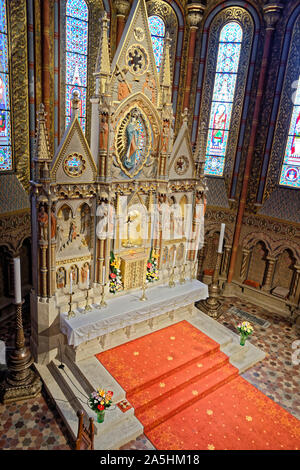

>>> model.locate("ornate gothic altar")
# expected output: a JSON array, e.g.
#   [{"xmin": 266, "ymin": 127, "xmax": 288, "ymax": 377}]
[{"xmin": 30, "ymin": 0, "xmax": 207, "ymax": 364}]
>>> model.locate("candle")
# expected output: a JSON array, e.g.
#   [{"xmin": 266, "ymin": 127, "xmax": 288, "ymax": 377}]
[
  {"xmin": 14, "ymin": 257, "xmax": 22, "ymax": 304},
  {"xmin": 87, "ymin": 267, "xmax": 90, "ymax": 290},
  {"xmin": 218, "ymin": 223, "xmax": 225, "ymax": 253},
  {"xmin": 173, "ymin": 249, "xmax": 176, "ymax": 267},
  {"xmin": 102, "ymin": 266, "xmax": 106, "ymax": 286},
  {"xmin": 70, "ymin": 270, "xmax": 73, "ymax": 294}
]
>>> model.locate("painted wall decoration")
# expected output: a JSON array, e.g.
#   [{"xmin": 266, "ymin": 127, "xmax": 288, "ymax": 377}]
[
  {"xmin": 148, "ymin": 15, "xmax": 165, "ymax": 72},
  {"xmin": 204, "ymin": 22, "xmax": 242, "ymax": 177},
  {"xmin": 0, "ymin": 0, "xmax": 11, "ymax": 171},
  {"xmin": 279, "ymin": 75, "xmax": 300, "ymax": 189},
  {"xmin": 65, "ymin": 0, "xmax": 88, "ymax": 133}
]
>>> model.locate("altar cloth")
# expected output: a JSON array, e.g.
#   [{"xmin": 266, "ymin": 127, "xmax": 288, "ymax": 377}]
[{"xmin": 60, "ymin": 280, "xmax": 208, "ymax": 347}]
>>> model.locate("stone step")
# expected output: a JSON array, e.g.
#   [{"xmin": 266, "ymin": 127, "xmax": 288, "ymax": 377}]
[{"xmin": 36, "ymin": 358, "xmax": 143, "ymax": 450}]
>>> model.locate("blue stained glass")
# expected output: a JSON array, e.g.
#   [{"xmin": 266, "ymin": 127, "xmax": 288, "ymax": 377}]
[
  {"xmin": 279, "ymin": 76, "xmax": 300, "ymax": 188},
  {"xmin": 0, "ymin": 0, "xmax": 7, "ymax": 34},
  {"xmin": 66, "ymin": 52, "xmax": 87, "ymax": 87},
  {"xmin": 0, "ymin": 33, "xmax": 8, "ymax": 73},
  {"xmin": 66, "ymin": 18, "xmax": 88, "ymax": 55},
  {"xmin": 0, "ymin": 0, "xmax": 12, "ymax": 171},
  {"xmin": 220, "ymin": 22, "xmax": 243, "ymax": 43},
  {"xmin": 65, "ymin": 0, "xmax": 88, "ymax": 134},
  {"xmin": 66, "ymin": 0, "xmax": 88, "ymax": 22},
  {"xmin": 205, "ymin": 22, "xmax": 242, "ymax": 177},
  {"xmin": 149, "ymin": 15, "xmax": 165, "ymax": 37},
  {"xmin": 148, "ymin": 15, "xmax": 165, "ymax": 72}
]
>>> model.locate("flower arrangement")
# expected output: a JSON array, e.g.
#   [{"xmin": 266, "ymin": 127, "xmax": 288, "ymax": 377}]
[
  {"xmin": 88, "ymin": 389, "xmax": 113, "ymax": 422},
  {"xmin": 237, "ymin": 321, "xmax": 254, "ymax": 346},
  {"xmin": 109, "ymin": 252, "xmax": 123, "ymax": 294},
  {"xmin": 146, "ymin": 249, "xmax": 159, "ymax": 283}
]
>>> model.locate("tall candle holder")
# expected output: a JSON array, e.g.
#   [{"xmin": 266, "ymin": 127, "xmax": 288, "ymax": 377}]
[
  {"xmin": 197, "ymin": 251, "xmax": 223, "ymax": 318},
  {"xmin": 84, "ymin": 288, "xmax": 92, "ymax": 312},
  {"xmin": 140, "ymin": 281, "xmax": 147, "ymax": 301},
  {"xmin": 180, "ymin": 263, "xmax": 186, "ymax": 284},
  {"xmin": 100, "ymin": 283, "xmax": 107, "ymax": 308},
  {"xmin": 68, "ymin": 292, "xmax": 76, "ymax": 319},
  {"xmin": 0, "ymin": 300, "xmax": 42, "ymax": 404},
  {"xmin": 169, "ymin": 266, "xmax": 175, "ymax": 288}
]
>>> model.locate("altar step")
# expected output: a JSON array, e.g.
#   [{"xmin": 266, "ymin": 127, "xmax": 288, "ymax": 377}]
[{"xmin": 35, "ymin": 354, "xmax": 143, "ymax": 450}]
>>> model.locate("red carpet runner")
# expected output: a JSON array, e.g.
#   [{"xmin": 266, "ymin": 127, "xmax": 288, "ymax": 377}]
[{"xmin": 96, "ymin": 320, "xmax": 300, "ymax": 450}]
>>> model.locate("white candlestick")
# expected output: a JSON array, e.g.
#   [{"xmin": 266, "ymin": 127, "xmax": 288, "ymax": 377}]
[
  {"xmin": 14, "ymin": 257, "xmax": 22, "ymax": 304},
  {"xmin": 218, "ymin": 223, "xmax": 225, "ymax": 253},
  {"xmin": 102, "ymin": 266, "xmax": 105, "ymax": 286},
  {"xmin": 173, "ymin": 250, "xmax": 176, "ymax": 267},
  {"xmin": 70, "ymin": 271, "xmax": 73, "ymax": 294},
  {"xmin": 87, "ymin": 268, "xmax": 90, "ymax": 289}
]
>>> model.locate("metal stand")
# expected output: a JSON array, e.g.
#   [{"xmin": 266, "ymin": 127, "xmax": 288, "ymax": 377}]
[
  {"xmin": 68, "ymin": 292, "xmax": 76, "ymax": 319},
  {"xmin": 100, "ymin": 284, "xmax": 107, "ymax": 308},
  {"xmin": 0, "ymin": 300, "xmax": 42, "ymax": 404},
  {"xmin": 197, "ymin": 252, "xmax": 223, "ymax": 318},
  {"xmin": 84, "ymin": 289, "xmax": 92, "ymax": 312},
  {"xmin": 169, "ymin": 266, "xmax": 175, "ymax": 288},
  {"xmin": 140, "ymin": 282, "xmax": 147, "ymax": 301},
  {"xmin": 180, "ymin": 263, "xmax": 186, "ymax": 284}
]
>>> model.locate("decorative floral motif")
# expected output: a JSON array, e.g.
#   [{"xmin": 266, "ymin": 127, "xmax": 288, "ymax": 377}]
[
  {"xmin": 109, "ymin": 252, "xmax": 123, "ymax": 293},
  {"xmin": 146, "ymin": 249, "xmax": 159, "ymax": 283}
]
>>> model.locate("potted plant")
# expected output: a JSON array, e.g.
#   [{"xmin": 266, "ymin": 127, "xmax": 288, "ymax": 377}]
[
  {"xmin": 88, "ymin": 389, "xmax": 113, "ymax": 423},
  {"xmin": 237, "ymin": 321, "xmax": 254, "ymax": 346},
  {"xmin": 146, "ymin": 249, "xmax": 159, "ymax": 283}
]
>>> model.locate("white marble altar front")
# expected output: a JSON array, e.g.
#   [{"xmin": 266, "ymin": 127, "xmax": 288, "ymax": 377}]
[{"xmin": 61, "ymin": 280, "xmax": 208, "ymax": 361}]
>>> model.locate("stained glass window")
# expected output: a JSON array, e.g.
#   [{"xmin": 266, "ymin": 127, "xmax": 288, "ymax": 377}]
[
  {"xmin": 65, "ymin": 0, "xmax": 88, "ymax": 133},
  {"xmin": 279, "ymin": 76, "xmax": 300, "ymax": 189},
  {"xmin": 204, "ymin": 22, "xmax": 243, "ymax": 176},
  {"xmin": 0, "ymin": 0, "xmax": 12, "ymax": 171},
  {"xmin": 148, "ymin": 15, "xmax": 165, "ymax": 72}
]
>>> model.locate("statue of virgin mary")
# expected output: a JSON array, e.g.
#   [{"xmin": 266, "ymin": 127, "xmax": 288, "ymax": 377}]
[{"xmin": 123, "ymin": 110, "xmax": 140, "ymax": 170}]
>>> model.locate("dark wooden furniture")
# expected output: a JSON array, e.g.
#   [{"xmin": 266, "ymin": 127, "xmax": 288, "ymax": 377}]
[{"xmin": 75, "ymin": 409, "xmax": 95, "ymax": 450}]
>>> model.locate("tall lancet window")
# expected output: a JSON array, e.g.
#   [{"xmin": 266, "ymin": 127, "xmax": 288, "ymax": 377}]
[
  {"xmin": 148, "ymin": 15, "xmax": 165, "ymax": 72},
  {"xmin": 0, "ymin": 0, "xmax": 12, "ymax": 171},
  {"xmin": 204, "ymin": 22, "xmax": 243, "ymax": 176},
  {"xmin": 279, "ymin": 76, "xmax": 300, "ymax": 189},
  {"xmin": 65, "ymin": 0, "xmax": 88, "ymax": 133}
]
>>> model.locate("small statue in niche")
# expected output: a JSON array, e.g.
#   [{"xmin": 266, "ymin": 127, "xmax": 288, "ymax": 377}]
[
  {"xmin": 99, "ymin": 113, "xmax": 109, "ymax": 151},
  {"xmin": 56, "ymin": 267, "xmax": 65, "ymax": 289},
  {"xmin": 161, "ymin": 119, "xmax": 170, "ymax": 153},
  {"xmin": 81, "ymin": 262, "xmax": 90, "ymax": 285},
  {"xmin": 80, "ymin": 205, "xmax": 90, "ymax": 234},
  {"xmin": 123, "ymin": 110, "xmax": 140, "ymax": 170},
  {"xmin": 68, "ymin": 222, "xmax": 77, "ymax": 244},
  {"xmin": 38, "ymin": 204, "xmax": 48, "ymax": 241},
  {"xmin": 51, "ymin": 205, "xmax": 57, "ymax": 240},
  {"xmin": 56, "ymin": 225, "xmax": 64, "ymax": 252}
]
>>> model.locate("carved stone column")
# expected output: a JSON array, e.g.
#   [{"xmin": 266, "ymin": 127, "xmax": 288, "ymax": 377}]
[
  {"xmin": 262, "ymin": 256, "xmax": 276, "ymax": 292},
  {"xmin": 290, "ymin": 265, "xmax": 300, "ymax": 301},
  {"xmin": 115, "ymin": 0, "xmax": 130, "ymax": 48},
  {"xmin": 240, "ymin": 248, "xmax": 251, "ymax": 282},
  {"xmin": 183, "ymin": 4, "xmax": 205, "ymax": 111}
]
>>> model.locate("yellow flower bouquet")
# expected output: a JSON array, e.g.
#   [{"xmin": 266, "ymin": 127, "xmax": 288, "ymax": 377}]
[{"xmin": 237, "ymin": 321, "xmax": 254, "ymax": 346}]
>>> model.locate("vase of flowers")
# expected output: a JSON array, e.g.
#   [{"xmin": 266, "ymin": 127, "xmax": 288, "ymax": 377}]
[
  {"xmin": 88, "ymin": 389, "xmax": 113, "ymax": 423},
  {"xmin": 237, "ymin": 321, "xmax": 254, "ymax": 346},
  {"xmin": 109, "ymin": 252, "xmax": 123, "ymax": 294},
  {"xmin": 146, "ymin": 249, "xmax": 159, "ymax": 283}
]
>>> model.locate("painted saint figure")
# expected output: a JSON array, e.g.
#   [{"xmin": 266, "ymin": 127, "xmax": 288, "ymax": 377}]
[
  {"xmin": 211, "ymin": 104, "xmax": 227, "ymax": 151},
  {"xmin": 38, "ymin": 205, "xmax": 48, "ymax": 241},
  {"xmin": 124, "ymin": 111, "xmax": 140, "ymax": 170}
]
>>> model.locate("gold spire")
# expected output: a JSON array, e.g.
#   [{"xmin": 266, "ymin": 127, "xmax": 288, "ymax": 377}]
[
  {"xmin": 160, "ymin": 32, "xmax": 172, "ymax": 104},
  {"xmin": 34, "ymin": 104, "xmax": 51, "ymax": 162},
  {"xmin": 94, "ymin": 11, "xmax": 111, "ymax": 95}
]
